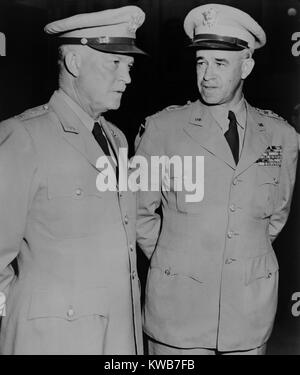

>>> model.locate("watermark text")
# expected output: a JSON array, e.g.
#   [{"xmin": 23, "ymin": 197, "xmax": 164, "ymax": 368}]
[{"xmin": 96, "ymin": 148, "xmax": 204, "ymax": 203}]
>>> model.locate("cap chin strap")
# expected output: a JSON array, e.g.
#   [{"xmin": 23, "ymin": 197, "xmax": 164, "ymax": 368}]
[
  {"xmin": 58, "ymin": 36, "xmax": 136, "ymax": 46},
  {"xmin": 192, "ymin": 33, "xmax": 249, "ymax": 50}
]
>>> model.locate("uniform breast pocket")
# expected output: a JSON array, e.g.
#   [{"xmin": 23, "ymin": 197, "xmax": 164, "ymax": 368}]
[
  {"xmin": 46, "ymin": 173, "xmax": 105, "ymax": 238},
  {"xmin": 252, "ymin": 166, "xmax": 280, "ymax": 218}
]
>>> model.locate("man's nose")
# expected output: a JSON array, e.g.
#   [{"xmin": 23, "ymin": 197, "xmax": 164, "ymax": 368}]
[
  {"xmin": 119, "ymin": 66, "xmax": 131, "ymax": 84},
  {"xmin": 203, "ymin": 64, "xmax": 215, "ymax": 80}
]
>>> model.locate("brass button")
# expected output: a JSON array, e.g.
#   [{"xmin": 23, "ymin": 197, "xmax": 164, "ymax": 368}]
[
  {"xmin": 129, "ymin": 244, "xmax": 134, "ymax": 252},
  {"xmin": 232, "ymin": 178, "xmax": 238, "ymax": 186},
  {"xmin": 227, "ymin": 231, "xmax": 234, "ymax": 239},
  {"xmin": 131, "ymin": 270, "xmax": 136, "ymax": 280},
  {"xmin": 67, "ymin": 307, "xmax": 74, "ymax": 319},
  {"xmin": 75, "ymin": 188, "xmax": 82, "ymax": 196},
  {"xmin": 225, "ymin": 258, "xmax": 236, "ymax": 265},
  {"xmin": 229, "ymin": 204, "xmax": 236, "ymax": 212},
  {"xmin": 43, "ymin": 104, "xmax": 48, "ymax": 110},
  {"xmin": 124, "ymin": 215, "xmax": 129, "ymax": 224},
  {"xmin": 164, "ymin": 269, "xmax": 171, "ymax": 276}
]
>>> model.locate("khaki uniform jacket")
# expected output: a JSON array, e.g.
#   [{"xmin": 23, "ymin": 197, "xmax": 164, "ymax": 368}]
[
  {"xmin": 136, "ymin": 100, "xmax": 298, "ymax": 351},
  {"xmin": 0, "ymin": 91, "xmax": 143, "ymax": 355}
]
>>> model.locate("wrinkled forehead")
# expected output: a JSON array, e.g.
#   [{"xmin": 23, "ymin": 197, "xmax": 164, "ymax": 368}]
[{"xmin": 196, "ymin": 49, "xmax": 242, "ymax": 60}]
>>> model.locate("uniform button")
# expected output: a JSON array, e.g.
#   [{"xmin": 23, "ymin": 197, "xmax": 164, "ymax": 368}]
[
  {"xmin": 229, "ymin": 204, "xmax": 236, "ymax": 212},
  {"xmin": 232, "ymin": 178, "xmax": 238, "ymax": 186},
  {"xmin": 75, "ymin": 188, "xmax": 82, "ymax": 196},
  {"xmin": 225, "ymin": 258, "xmax": 236, "ymax": 265},
  {"xmin": 131, "ymin": 270, "xmax": 136, "ymax": 280},
  {"xmin": 227, "ymin": 231, "xmax": 234, "ymax": 239},
  {"xmin": 124, "ymin": 215, "xmax": 129, "ymax": 224},
  {"xmin": 119, "ymin": 191, "xmax": 123, "ymax": 198},
  {"xmin": 67, "ymin": 307, "xmax": 75, "ymax": 319},
  {"xmin": 129, "ymin": 244, "xmax": 134, "ymax": 252},
  {"xmin": 43, "ymin": 104, "xmax": 48, "ymax": 110},
  {"xmin": 273, "ymin": 178, "xmax": 279, "ymax": 185},
  {"xmin": 164, "ymin": 269, "xmax": 171, "ymax": 276}
]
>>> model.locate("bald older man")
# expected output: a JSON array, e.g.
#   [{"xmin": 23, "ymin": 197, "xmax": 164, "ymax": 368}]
[{"xmin": 0, "ymin": 6, "xmax": 146, "ymax": 355}]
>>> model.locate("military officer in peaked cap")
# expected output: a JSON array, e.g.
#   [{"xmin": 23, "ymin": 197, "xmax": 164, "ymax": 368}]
[
  {"xmin": 0, "ymin": 6, "xmax": 146, "ymax": 354},
  {"xmin": 136, "ymin": 4, "xmax": 298, "ymax": 355}
]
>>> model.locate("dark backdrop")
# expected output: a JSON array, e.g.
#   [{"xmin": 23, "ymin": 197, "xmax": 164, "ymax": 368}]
[{"xmin": 0, "ymin": 0, "xmax": 300, "ymax": 354}]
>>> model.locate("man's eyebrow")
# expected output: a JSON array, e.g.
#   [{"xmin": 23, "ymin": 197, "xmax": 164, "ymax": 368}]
[
  {"xmin": 214, "ymin": 57, "xmax": 229, "ymax": 63},
  {"xmin": 196, "ymin": 56, "xmax": 229, "ymax": 63}
]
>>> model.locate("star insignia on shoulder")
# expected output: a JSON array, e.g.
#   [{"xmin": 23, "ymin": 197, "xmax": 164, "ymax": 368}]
[
  {"xmin": 255, "ymin": 108, "xmax": 287, "ymax": 122},
  {"xmin": 15, "ymin": 104, "xmax": 49, "ymax": 121}
]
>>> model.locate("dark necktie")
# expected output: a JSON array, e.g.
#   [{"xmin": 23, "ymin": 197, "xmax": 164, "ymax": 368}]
[
  {"xmin": 225, "ymin": 110, "xmax": 239, "ymax": 165},
  {"xmin": 92, "ymin": 122, "xmax": 110, "ymax": 156}
]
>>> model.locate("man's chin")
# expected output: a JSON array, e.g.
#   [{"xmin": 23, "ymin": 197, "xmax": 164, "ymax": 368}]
[
  {"xmin": 106, "ymin": 99, "xmax": 122, "ymax": 111},
  {"xmin": 200, "ymin": 96, "xmax": 221, "ymax": 106}
]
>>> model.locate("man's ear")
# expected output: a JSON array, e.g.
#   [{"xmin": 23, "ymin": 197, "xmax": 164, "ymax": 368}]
[
  {"xmin": 64, "ymin": 51, "xmax": 81, "ymax": 78},
  {"xmin": 241, "ymin": 57, "xmax": 255, "ymax": 79}
]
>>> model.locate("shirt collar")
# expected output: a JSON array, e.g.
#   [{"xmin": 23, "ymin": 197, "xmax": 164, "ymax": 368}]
[
  {"xmin": 229, "ymin": 97, "xmax": 246, "ymax": 129},
  {"xmin": 58, "ymin": 89, "xmax": 95, "ymax": 132},
  {"xmin": 209, "ymin": 97, "xmax": 246, "ymax": 132}
]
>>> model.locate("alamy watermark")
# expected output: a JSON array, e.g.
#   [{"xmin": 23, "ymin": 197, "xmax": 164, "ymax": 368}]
[
  {"xmin": 291, "ymin": 32, "xmax": 300, "ymax": 57},
  {"xmin": 96, "ymin": 148, "xmax": 205, "ymax": 203},
  {"xmin": 291, "ymin": 292, "xmax": 300, "ymax": 317}
]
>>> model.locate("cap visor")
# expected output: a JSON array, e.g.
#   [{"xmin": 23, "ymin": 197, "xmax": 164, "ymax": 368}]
[
  {"xmin": 89, "ymin": 43, "xmax": 148, "ymax": 55},
  {"xmin": 188, "ymin": 41, "xmax": 243, "ymax": 51}
]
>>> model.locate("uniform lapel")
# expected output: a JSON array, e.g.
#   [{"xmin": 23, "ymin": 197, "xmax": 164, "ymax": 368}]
[
  {"xmin": 100, "ymin": 116, "xmax": 122, "ymax": 162},
  {"xmin": 234, "ymin": 101, "xmax": 271, "ymax": 177},
  {"xmin": 100, "ymin": 117, "xmax": 127, "ymax": 188},
  {"xmin": 183, "ymin": 101, "xmax": 236, "ymax": 169},
  {"xmin": 49, "ymin": 91, "xmax": 106, "ymax": 172}
]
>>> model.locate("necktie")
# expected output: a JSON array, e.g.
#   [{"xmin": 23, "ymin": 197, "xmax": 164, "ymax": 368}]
[
  {"xmin": 225, "ymin": 110, "xmax": 239, "ymax": 165},
  {"xmin": 92, "ymin": 122, "xmax": 110, "ymax": 156}
]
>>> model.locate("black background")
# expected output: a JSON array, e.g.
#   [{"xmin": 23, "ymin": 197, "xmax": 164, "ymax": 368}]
[{"xmin": 0, "ymin": 0, "xmax": 300, "ymax": 354}]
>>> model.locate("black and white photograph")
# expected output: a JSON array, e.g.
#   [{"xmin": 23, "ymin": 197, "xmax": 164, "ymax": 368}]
[{"xmin": 0, "ymin": 0, "xmax": 300, "ymax": 360}]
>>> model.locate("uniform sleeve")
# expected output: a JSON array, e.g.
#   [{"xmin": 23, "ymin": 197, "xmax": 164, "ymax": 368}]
[
  {"xmin": 135, "ymin": 117, "xmax": 164, "ymax": 259},
  {"xmin": 269, "ymin": 124, "xmax": 298, "ymax": 241},
  {"xmin": 0, "ymin": 120, "xmax": 38, "ymax": 297}
]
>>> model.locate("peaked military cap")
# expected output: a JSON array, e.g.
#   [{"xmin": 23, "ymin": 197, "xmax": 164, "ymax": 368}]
[
  {"xmin": 184, "ymin": 3, "xmax": 266, "ymax": 51},
  {"xmin": 44, "ymin": 6, "xmax": 147, "ymax": 55}
]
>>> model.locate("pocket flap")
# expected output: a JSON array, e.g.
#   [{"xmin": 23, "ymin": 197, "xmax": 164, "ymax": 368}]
[
  {"xmin": 151, "ymin": 250, "xmax": 208, "ymax": 284},
  {"xmin": 48, "ymin": 173, "xmax": 103, "ymax": 199},
  {"xmin": 28, "ymin": 287, "xmax": 108, "ymax": 320},
  {"xmin": 245, "ymin": 251, "xmax": 279, "ymax": 286},
  {"xmin": 256, "ymin": 167, "xmax": 280, "ymax": 185}
]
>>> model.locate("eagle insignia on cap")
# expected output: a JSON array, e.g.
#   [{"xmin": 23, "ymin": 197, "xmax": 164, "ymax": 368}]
[
  {"xmin": 202, "ymin": 8, "xmax": 218, "ymax": 28},
  {"xmin": 98, "ymin": 36, "xmax": 109, "ymax": 44}
]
